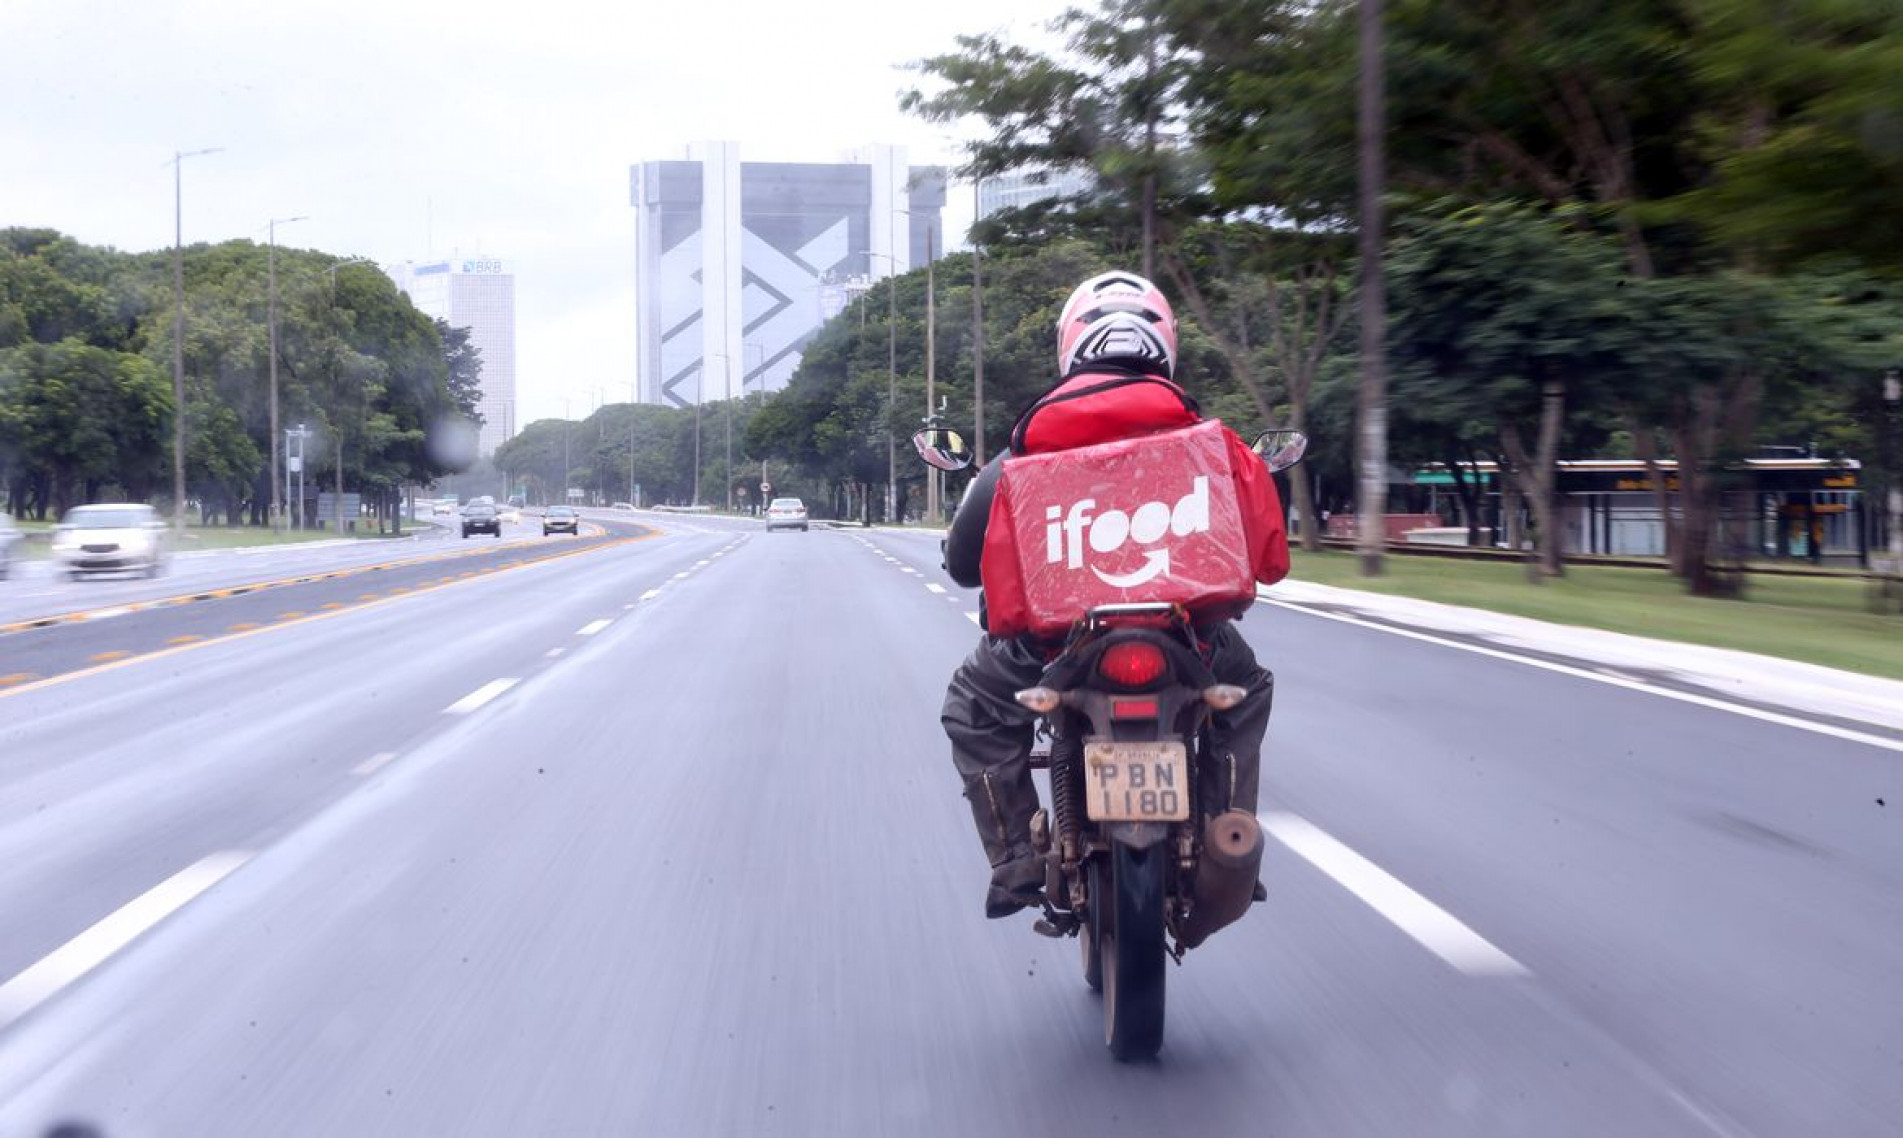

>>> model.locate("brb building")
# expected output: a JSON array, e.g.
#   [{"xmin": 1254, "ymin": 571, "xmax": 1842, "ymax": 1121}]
[{"xmin": 631, "ymin": 142, "xmax": 945, "ymax": 407}]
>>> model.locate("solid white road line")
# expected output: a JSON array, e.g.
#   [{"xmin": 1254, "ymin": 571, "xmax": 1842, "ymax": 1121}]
[
  {"xmin": 925, "ymin": 583, "xmax": 947, "ymax": 594},
  {"xmin": 0, "ymin": 850, "xmax": 253, "ymax": 1028},
  {"xmin": 640, "ymin": 588, "xmax": 663, "ymax": 601},
  {"xmin": 1259, "ymin": 598, "xmax": 1903, "ymax": 755},
  {"xmin": 576, "ymin": 619, "xmax": 612, "ymax": 636},
  {"xmin": 1261, "ymin": 811, "xmax": 1528, "ymax": 978},
  {"xmin": 352, "ymin": 752, "xmax": 399, "ymax": 777},
  {"xmin": 443, "ymin": 678, "xmax": 519, "ymax": 715}
]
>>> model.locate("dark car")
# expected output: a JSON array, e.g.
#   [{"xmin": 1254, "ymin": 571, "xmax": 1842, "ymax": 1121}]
[
  {"xmin": 543, "ymin": 505, "xmax": 580, "ymax": 536},
  {"xmin": 461, "ymin": 504, "xmax": 502, "ymax": 538}
]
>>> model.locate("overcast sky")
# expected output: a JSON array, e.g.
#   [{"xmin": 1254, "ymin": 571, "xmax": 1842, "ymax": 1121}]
[{"xmin": 0, "ymin": 0, "xmax": 1067, "ymax": 424}]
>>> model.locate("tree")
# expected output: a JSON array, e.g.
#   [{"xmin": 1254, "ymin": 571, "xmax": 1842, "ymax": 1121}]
[
  {"xmin": 1387, "ymin": 203, "xmax": 1629, "ymax": 578},
  {"xmin": 437, "ymin": 319, "xmax": 485, "ymax": 424}
]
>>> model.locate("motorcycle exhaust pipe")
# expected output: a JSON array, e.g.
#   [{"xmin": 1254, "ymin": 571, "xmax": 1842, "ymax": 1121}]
[{"xmin": 1178, "ymin": 810, "xmax": 1264, "ymax": 949}]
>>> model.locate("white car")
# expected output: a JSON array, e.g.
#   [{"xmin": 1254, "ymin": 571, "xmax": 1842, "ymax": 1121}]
[
  {"xmin": 0, "ymin": 512, "xmax": 19, "ymax": 580},
  {"xmin": 51, "ymin": 503, "xmax": 169, "ymax": 579},
  {"xmin": 766, "ymin": 497, "xmax": 809, "ymax": 532}
]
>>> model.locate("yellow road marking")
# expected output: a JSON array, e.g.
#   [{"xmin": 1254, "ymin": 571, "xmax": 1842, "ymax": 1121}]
[
  {"xmin": 1, "ymin": 533, "xmax": 654, "ymax": 700},
  {"xmin": 89, "ymin": 651, "xmax": 131, "ymax": 663},
  {"xmin": 359, "ymin": 593, "xmax": 380, "ymax": 601},
  {"xmin": 320, "ymin": 602, "xmax": 345, "ymax": 610},
  {"xmin": 278, "ymin": 611, "xmax": 306, "ymax": 620},
  {"xmin": 167, "ymin": 635, "xmax": 204, "ymax": 646}
]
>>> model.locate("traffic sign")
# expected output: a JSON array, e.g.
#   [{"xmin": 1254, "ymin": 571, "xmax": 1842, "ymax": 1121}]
[{"xmin": 760, "ymin": 481, "xmax": 772, "ymax": 493}]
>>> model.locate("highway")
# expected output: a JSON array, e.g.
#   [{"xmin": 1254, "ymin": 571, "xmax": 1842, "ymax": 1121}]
[{"xmin": 0, "ymin": 511, "xmax": 1897, "ymax": 1136}]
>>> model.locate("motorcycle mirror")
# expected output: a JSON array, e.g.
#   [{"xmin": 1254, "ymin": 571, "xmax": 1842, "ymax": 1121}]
[
  {"xmin": 1252, "ymin": 429, "xmax": 1308, "ymax": 473},
  {"xmin": 911, "ymin": 427, "xmax": 974, "ymax": 472}
]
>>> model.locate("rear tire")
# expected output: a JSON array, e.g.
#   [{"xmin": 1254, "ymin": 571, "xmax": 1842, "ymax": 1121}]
[
  {"xmin": 1102, "ymin": 842, "xmax": 1167, "ymax": 1061},
  {"xmin": 1081, "ymin": 860, "xmax": 1105, "ymax": 992}
]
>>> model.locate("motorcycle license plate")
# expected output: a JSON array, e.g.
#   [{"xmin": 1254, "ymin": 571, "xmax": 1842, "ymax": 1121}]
[{"xmin": 1083, "ymin": 741, "xmax": 1190, "ymax": 822}]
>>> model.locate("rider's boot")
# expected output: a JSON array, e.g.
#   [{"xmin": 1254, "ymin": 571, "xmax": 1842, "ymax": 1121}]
[{"xmin": 965, "ymin": 766, "xmax": 1043, "ymax": 918}]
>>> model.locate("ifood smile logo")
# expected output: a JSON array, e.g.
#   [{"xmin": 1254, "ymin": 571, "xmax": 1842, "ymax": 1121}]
[{"xmin": 1044, "ymin": 477, "xmax": 1211, "ymax": 587}]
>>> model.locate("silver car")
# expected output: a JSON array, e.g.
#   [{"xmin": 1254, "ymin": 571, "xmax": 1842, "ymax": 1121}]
[
  {"xmin": 51, "ymin": 504, "xmax": 169, "ymax": 579},
  {"xmin": 766, "ymin": 497, "xmax": 809, "ymax": 532},
  {"xmin": 0, "ymin": 512, "xmax": 19, "ymax": 580}
]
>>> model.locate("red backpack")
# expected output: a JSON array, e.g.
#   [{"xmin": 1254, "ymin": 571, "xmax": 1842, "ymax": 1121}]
[{"xmin": 981, "ymin": 371, "xmax": 1290, "ymax": 639}]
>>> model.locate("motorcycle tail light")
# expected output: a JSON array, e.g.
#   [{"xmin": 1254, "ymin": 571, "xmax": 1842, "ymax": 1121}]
[
  {"xmin": 1097, "ymin": 641, "xmax": 1167, "ymax": 688},
  {"xmin": 1112, "ymin": 698, "xmax": 1160, "ymax": 720}
]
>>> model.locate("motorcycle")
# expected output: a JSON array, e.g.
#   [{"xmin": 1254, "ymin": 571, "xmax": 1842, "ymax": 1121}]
[{"xmin": 914, "ymin": 424, "xmax": 1306, "ymax": 1060}]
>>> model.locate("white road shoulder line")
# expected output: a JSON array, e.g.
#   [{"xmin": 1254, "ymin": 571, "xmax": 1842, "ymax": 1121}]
[
  {"xmin": 0, "ymin": 850, "xmax": 253, "ymax": 1028},
  {"xmin": 577, "ymin": 619, "xmax": 612, "ymax": 636},
  {"xmin": 352, "ymin": 752, "xmax": 398, "ymax": 777},
  {"xmin": 444, "ymin": 678, "xmax": 519, "ymax": 715},
  {"xmin": 1262, "ymin": 811, "xmax": 1527, "ymax": 978},
  {"xmin": 1259, "ymin": 598, "xmax": 1903, "ymax": 754}
]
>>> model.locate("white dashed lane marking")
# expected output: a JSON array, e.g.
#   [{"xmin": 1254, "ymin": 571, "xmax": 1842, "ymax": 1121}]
[
  {"xmin": 577, "ymin": 619, "xmax": 612, "ymax": 636},
  {"xmin": 1261, "ymin": 811, "xmax": 1528, "ymax": 978},
  {"xmin": 925, "ymin": 583, "xmax": 946, "ymax": 594},
  {"xmin": 444, "ymin": 678, "xmax": 519, "ymax": 715},
  {"xmin": 640, "ymin": 588, "xmax": 663, "ymax": 601},
  {"xmin": 0, "ymin": 851, "xmax": 254, "ymax": 1029},
  {"xmin": 352, "ymin": 752, "xmax": 399, "ymax": 777}
]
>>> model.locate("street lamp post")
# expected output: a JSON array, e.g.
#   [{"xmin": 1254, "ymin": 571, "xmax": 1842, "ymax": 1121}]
[
  {"xmin": 692, "ymin": 366, "xmax": 704, "ymax": 507},
  {"xmin": 168, "ymin": 147, "xmax": 222, "ymax": 532},
  {"xmin": 972, "ymin": 176, "xmax": 986, "ymax": 468},
  {"xmin": 924, "ymin": 226, "xmax": 939, "ymax": 521},
  {"xmin": 266, "ymin": 215, "xmax": 309, "ymax": 533},
  {"xmin": 1885, "ymin": 368, "xmax": 1902, "ymax": 574}
]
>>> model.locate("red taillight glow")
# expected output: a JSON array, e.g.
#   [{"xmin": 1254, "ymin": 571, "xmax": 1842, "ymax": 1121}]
[{"xmin": 1097, "ymin": 641, "xmax": 1168, "ymax": 688}]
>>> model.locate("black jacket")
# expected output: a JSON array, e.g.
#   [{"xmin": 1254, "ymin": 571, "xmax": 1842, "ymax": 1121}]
[{"xmin": 944, "ymin": 452, "xmax": 1006, "ymax": 589}]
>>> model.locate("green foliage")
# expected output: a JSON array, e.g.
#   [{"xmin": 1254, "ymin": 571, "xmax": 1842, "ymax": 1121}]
[{"xmin": 0, "ymin": 230, "xmax": 469, "ymax": 523}]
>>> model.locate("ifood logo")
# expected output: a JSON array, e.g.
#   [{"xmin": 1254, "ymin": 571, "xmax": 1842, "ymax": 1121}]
[{"xmin": 1044, "ymin": 477, "xmax": 1211, "ymax": 587}]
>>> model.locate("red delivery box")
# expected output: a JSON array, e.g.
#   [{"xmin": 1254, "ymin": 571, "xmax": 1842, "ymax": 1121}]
[{"xmin": 980, "ymin": 419, "xmax": 1256, "ymax": 639}]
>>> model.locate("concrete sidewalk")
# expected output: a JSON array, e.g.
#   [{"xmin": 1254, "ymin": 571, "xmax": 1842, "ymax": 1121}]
[{"xmin": 1260, "ymin": 577, "xmax": 1903, "ymax": 736}]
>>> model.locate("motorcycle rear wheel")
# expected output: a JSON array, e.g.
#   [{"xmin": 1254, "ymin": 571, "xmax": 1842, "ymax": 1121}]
[
  {"xmin": 1101, "ymin": 842, "xmax": 1166, "ymax": 1060},
  {"xmin": 1081, "ymin": 861, "xmax": 1104, "ymax": 992}
]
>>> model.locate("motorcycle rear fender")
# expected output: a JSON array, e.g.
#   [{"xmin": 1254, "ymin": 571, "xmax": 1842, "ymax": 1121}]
[{"xmin": 1105, "ymin": 821, "xmax": 1170, "ymax": 850}]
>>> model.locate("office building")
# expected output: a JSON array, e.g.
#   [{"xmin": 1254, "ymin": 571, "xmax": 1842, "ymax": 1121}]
[
  {"xmin": 385, "ymin": 257, "xmax": 518, "ymax": 456},
  {"xmin": 631, "ymin": 142, "xmax": 946, "ymax": 407},
  {"xmin": 976, "ymin": 167, "xmax": 1097, "ymax": 219}
]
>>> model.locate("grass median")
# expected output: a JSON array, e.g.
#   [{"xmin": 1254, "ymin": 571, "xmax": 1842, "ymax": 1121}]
[{"xmin": 1287, "ymin": 549, "xmax": 1903, "ymax": 681}]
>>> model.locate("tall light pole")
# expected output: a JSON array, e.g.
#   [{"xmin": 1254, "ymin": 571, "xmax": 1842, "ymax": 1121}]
[
  {"xmin": 1885, "ymin": 368, "xmax": 1901, "ymax": 573},
  {"xmin": 1354, "ymin": 0, "xmax": 1389, "ymax": 576},
  {"xmin": 972, "ymin": 176, "xmax": 986, "ymax": 467},
  {"xmin": 266, "ymin": 215, "xmax": 309, "ymax": 533},
  {"xmin": 924, "ymin": 226, "xmax": 939, "ymax": 521},
  {"xmin": 169, "ymin": 147, "xmax": 222, "ymax": 531},
  {"xmin": 692, "ymin": 365, "xmax": 704, "ymax": 507}
]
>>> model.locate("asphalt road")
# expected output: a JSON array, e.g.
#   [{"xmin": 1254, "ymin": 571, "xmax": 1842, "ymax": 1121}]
[{"xmin": 0, "ymin": 514, "xmax": 1896, "ymax": 1136}]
